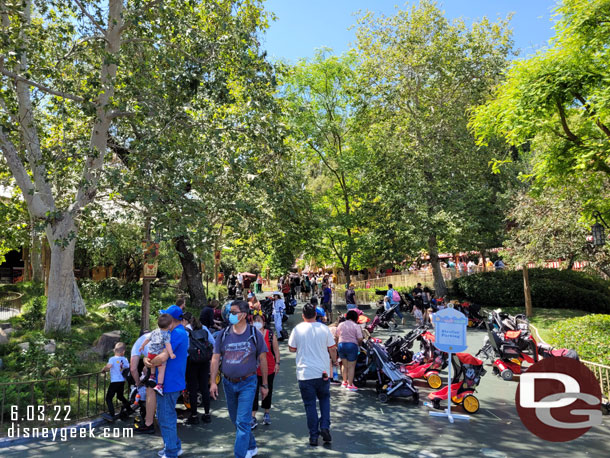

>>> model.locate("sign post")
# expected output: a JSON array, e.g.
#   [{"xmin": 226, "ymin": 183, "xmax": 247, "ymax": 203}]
[{"xmin": 429, "ymin": 307, "xmax": 469, "ymax": 423}]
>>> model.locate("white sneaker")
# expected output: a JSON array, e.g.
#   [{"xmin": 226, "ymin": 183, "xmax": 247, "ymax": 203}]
[
  {"xmin": 158, "ymin": 449, "xmax": 183, "ymax": 457},
  {"xmin": 246, "ymin": 447, "xmax": 259, "ymax": 457}
]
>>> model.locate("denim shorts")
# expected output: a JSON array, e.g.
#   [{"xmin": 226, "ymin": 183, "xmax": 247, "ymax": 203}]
[{"xmin": 338, "ymin": 342, "xmax": 359, "ymax": 362}]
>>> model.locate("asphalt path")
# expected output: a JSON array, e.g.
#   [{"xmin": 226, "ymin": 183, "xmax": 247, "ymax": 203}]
[{"xmin": 3, "ymin": 299, "xmax": 609, "ymax": 457}]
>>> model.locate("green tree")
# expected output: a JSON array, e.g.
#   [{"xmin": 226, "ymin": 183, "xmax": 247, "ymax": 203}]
[
  {"xmin": 282, "ymin": 50, "xmax": 373, "ymax": 284},
  {"xmin": 355, "ymin": 1, "xmax": 514, "ymax": 296},
  {"xmin": 0, "ymin": 0, "xmax": 128, "ymax": 332},
  {"xmin": 471, "ymin": 0, "xmax": 610, "ymax": 217}
]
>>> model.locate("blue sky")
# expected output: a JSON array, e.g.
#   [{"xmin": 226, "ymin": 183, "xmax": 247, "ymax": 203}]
[{"xmin": 261, "ymin": 0, "xmax": 559, "ymax": 63}]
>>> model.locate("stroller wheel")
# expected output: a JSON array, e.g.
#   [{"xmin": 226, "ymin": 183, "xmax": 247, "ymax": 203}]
[
  {"xmin": 500, "ymin": 369, "xmax": 514, "ymax": 381},
  {"xmin": 427, "ymin": 373, "xmax": 442, "ymax": 389},
  {"xmin": 462, "ymin": 394, "xmax": 480, "ymax": 414},
  {"xmin": 412, "ymin": 392, "xmax": 419, "ymax": 405},
  {"xmin": 378, "ymin": 393, "xmax": 389, "ymax": 403},
  {"xmin": 432, "ymin": 398, "xmax": 441, "ymax": 410}
]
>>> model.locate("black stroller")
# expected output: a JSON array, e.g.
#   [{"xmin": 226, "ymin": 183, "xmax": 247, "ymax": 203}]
[
  {"xmin": 384, "ymin": 325, "xmax": 429, "ymax": 363},
  {"xmin": 368, "ymin": 340, "xmax": 419, "ymax": 404}
]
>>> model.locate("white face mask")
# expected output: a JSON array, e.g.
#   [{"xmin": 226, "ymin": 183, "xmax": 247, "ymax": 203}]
[{"xmin": 253, "ymin": 321, "xmax": 263, "ymax": 330}]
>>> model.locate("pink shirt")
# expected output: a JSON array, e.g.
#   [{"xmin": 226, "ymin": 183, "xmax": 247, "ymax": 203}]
[{"xmin": 336, "ymin": 320, "xmax": 363, "ymax": 345}]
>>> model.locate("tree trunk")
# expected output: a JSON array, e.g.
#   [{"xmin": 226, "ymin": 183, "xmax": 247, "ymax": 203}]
[
  {"xmin": 428, "ymin": 234, "xmax": 448, "ymax": 298},
  {"xmin": 31, "ymin": 229, "xmax": 43, "ymax": 282},
  {"xmin": 141, "ymin": 278, "xmax": 150, "ymax": 334},
  {"xmin": 344, "ymin": 255, "xmax": 351, "ymax": 287},
  {"xmin": 44, "ymin": 214, "xmax": 86, "ymax": 334},
  {"xmin": 178, "ymin": 269, "xmax": 188, "ymax": 291},
  {"xmin": 42, "ymin": 237, "xmax": 51, "ymax": 296},
  {"xmin": 23, "ymin": 246, "xmax": 31, "ymax": 281},
  {"xmin": 175, "ymin": 235, "xmax": 206, "ymax": 309},
  {"xmin": 566, "ymin": 255, "xmax": 575, "ymax": 270},
  {"xmin": 141, "ymin": 218, "xmax": 152, "ymax": 334},
  {"xmin": 522, "ymin": 265, "xmax": 533, "ymax": 317}
]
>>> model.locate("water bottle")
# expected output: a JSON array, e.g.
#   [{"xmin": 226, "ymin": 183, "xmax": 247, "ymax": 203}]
[{"xmin": 332, "ymin": 366, "xmax": 338, "ymax": 380}]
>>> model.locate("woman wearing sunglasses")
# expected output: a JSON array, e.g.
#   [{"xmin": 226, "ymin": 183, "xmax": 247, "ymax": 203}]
[{"xmin": 250, "ymin": 309, "xmax": 280, "ymax": 428}]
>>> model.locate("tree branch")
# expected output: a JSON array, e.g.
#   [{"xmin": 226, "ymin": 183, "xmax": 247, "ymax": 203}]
[
  {"xmin": 70, "ymin": 0, "xmax": 123, "ymax": 215},
  {"xmin": 556, "ymin": 99, "xmax": 581, "ymax": 144},
  {"xmin": 72, "ymin": 0, "xmax": 107, "ymax": 36},
  {"xmin": 0, "ymin": 66, "xmax": 84, "ymax": 102},
  {"xmin": 0, "ymin": 127, "xmax": 50, "ymax": 218}
]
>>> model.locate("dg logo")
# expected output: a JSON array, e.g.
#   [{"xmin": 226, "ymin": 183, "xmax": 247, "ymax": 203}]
[{"xmin": 515, "ymin": 357, "xmax": 603, "ymax": 442}]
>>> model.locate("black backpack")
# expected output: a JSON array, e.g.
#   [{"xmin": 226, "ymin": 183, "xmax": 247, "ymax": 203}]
[{"xmin": 187, "ymin": 328, "xmax": 213, "ymax": 363}]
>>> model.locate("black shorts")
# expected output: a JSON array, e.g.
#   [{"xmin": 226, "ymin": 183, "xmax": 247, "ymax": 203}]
[{"xmin": 322, "ymin": 301, "xmax": 332, "ymax": 313}]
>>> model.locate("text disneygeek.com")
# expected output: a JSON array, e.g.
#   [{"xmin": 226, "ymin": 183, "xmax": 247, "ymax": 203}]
[{"xmin": 7, "ymin": 423, "xmax": 134, "ymax": 441}]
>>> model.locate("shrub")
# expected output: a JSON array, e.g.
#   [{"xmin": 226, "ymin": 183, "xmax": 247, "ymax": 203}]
[
  {"xmin": 21, "ymin": 296, "xmax": 46, "ymax": 330},
  {"xmin": 548, "ymin": 314, "xmax": 610, "ymax": 365},
  {"xmin": 452, "ymin": 268, "xmax": 610, "ymax": 314}
]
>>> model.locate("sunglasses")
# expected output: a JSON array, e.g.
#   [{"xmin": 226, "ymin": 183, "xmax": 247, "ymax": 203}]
[{"xmin": 252, "ymin": 310, "xmax": 263, "ymax": 316}]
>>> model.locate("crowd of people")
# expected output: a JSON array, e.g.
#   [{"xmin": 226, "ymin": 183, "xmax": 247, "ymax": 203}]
[
  {"xmin": 99, "ymin": 274, "xmax": 452, "ymax": 458},
  {"xmin": 101, "ymin": 279, "xmax": 345, "ymax": 458}
]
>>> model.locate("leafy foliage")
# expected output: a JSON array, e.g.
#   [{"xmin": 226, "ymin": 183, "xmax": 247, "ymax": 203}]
[
  {"xmin": 453, "ymin": 268, "xmax": 610, "ymax": 313},
  {"xmin": 21, "ymin": 296, "xmax": 46, "ymax": 330},
  {"xmin": 471, "ymin": 0, "xmax": 610, "ymax": 218},
  {"xmin": 350, "ymin": 1, "xmax": 516, "ymax": 295},
  {"xmin": 548, "ymin": 314, "xmax": 610, "ymax": 365}
]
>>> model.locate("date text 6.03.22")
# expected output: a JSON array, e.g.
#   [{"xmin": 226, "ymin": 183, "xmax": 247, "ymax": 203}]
[{"xmin": 11, "ymin": 405, "xmax": 71, "ymax": 422}]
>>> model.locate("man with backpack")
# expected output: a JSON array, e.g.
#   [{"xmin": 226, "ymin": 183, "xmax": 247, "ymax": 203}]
[
  {"xmin": 386, "ymin": 284, "xmax": 405, "ymax": 327},
  {"xmin": 210, "ymin": 300, "xmax": 268, "ymax": 458},
  {"xmin": 184, "ymin": 314, "xmax": 215, "ymax": 425}
]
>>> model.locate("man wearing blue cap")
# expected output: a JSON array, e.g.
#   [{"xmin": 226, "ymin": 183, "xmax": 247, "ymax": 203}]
[{"xmin": 144, "ymin": 305, "xmax": 188, "ymax": 458}]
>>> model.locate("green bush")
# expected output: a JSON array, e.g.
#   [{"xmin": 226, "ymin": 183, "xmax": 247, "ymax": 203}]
[
  {"xmin": 548, "ymin": 314, "xmax": 610, "ymax": 365},
  {"xmin": 21, "ymin": 296, "xmax": 46, "ymax": 330},
  {"xmin": 452, "ymin": 268, "xmax": 610, "ymax": 314}
]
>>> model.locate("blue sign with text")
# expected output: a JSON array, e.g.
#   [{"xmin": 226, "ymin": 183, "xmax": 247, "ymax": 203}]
[{"xmin": 432, "ymin": 307, "xmax": 468, "ymax": 353}]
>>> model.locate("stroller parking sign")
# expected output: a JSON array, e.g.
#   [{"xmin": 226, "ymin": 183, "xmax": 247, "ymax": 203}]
[{"xmin": 432, "ymin": 308, "xmax": 468, "ymax": 353}]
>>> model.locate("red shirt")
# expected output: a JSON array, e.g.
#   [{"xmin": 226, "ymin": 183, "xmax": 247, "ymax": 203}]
[{"xmin": 257, "ymin": 329, "xmax": 276, "ymax": 376}]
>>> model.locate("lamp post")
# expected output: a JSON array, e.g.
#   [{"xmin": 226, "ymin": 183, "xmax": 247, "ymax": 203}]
[{"xmin": 591, "ymin": 211, "xmax": 609, "ymax": 247}]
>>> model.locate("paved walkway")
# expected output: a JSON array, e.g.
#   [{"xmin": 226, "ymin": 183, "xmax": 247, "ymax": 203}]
[{"xmin": 3, "ymin": 300, "xmax": 609, "ymax": 457}]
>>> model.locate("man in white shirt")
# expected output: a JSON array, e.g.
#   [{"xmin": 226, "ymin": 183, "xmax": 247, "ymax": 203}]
[{"xmin": 288, "ymin": 303, "xmax": 338, "ymax": 447}]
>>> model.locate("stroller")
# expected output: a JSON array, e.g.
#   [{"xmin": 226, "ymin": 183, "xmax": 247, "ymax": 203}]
[
  {"xmin": 260, "ymin": 297, "xmax": 274, "ymax": 324},
  {"xmin": 401, "ymin": 329, "xmax": 447, "ymax": 389},
  {"xmin": 366, "ymin": 302, "xmax": 399, "ymax": 333},
  {"xmin": 427, "ymin": 353, "xmax": 486, "ymax": 414},
  {"xmin": 477, "ymin": 312, "xmax": 538, "ymax": 381},
  {"xmin": 353, "ymin": 341, "xmax": 380, "ymax": 388},
  {"xmin": 368, "ymin": 340, "xmax": 419, "ymax": 404},
  {"xmin": 384, "ymin": 325, "xmax": 428, "ymax": 364},
  {"xmin": 454, "ymin": 302, "xmax": 485, "ymax": 328}
]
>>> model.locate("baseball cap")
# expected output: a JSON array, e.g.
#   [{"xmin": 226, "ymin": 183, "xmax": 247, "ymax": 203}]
[{"xmin": 160, "ymin": 304, "xmax": 183, "ymax": 320}]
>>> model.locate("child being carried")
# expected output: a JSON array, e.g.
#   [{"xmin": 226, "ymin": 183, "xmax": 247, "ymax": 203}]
[{"xmin": 139, "ymin": 313, "xmax": 175, "ymax": 396}]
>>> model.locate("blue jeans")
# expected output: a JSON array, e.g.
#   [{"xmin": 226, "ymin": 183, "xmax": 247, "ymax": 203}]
[
  {"xmin": 298, "ymin": 378, "xmax": 331, "ymax": 440},
  {"xmin": 223, "ymin": 374, "xmax": 257, "ymax": 458},
  {"xmin": 156, "ymin": 390, "xmax": 181, "ymax": 457},
  {"xmin": 388, "ymin": 303, "xmax": 403, "ymax": 320}
]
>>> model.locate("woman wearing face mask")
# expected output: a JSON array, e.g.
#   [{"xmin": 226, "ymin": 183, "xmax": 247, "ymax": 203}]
[{"xmin": 250, "ymin": 310, "xmax": 280, "ymax": 428}]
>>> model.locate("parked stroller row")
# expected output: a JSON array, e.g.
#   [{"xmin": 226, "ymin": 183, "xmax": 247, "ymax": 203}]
[{"xmin": 353, "ymin": 322, "xmax": 485, "ymax": 414}]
